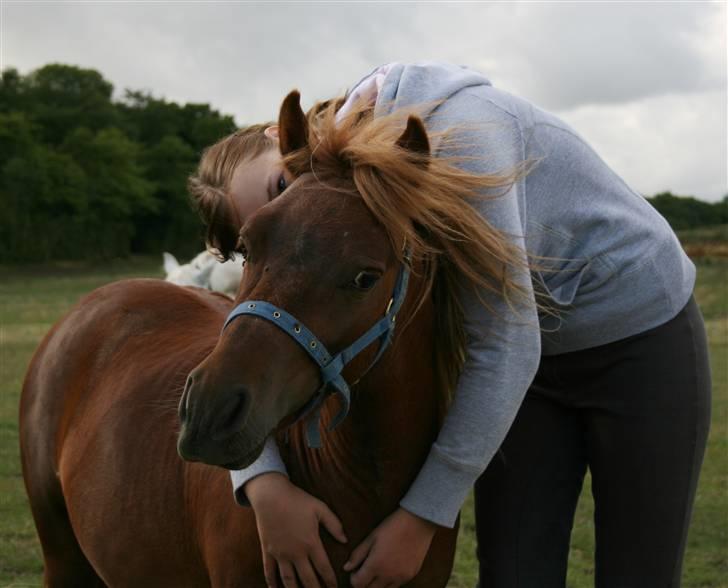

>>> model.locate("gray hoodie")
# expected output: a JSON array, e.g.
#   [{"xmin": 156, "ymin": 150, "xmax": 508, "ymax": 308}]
[{"xmin": 231, "ymin": 62, "xmax": 695, "ymax": 528}]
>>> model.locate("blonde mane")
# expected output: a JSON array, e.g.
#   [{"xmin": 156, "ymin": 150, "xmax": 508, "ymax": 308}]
[{"xmin": 285, "ymin": 100, "xmax": 558, "ymax": 414}]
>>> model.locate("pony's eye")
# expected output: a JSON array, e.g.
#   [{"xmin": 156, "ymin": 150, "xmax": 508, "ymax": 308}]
[
  {"xmin": 352, "ymin": 271, "xmax": 380, "ymax": 291},
  {"xmin": 277, "ymin": 174, "xmax": 287, "ymax": 195}
]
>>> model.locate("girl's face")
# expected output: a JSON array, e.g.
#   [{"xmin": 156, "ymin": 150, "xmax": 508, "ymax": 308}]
[{"xmin": 228, "ymin": 146, "xmax": 290, "ymax": 223}]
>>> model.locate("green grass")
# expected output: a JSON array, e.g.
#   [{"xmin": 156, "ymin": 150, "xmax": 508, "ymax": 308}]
[{"xmin": 0, "ymin": 255, "xmax": 726, "ymax": 587}]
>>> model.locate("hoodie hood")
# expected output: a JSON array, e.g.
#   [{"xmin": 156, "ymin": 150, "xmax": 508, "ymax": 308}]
[{"xmin": 373, "ymin": 61, "xmax": 493, "ymax": 119}]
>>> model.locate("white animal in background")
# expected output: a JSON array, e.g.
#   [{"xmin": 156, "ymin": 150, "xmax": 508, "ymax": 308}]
[
  {"xmin": 162, "ymin": 251, "xmax": 244, "ymax": 296},
  {"xmin": 163, "ymin": 251, "xmax": 216, "ymax": 288},
  {"xmin": 208, "ymin": 257, "xmax": 245, "ymax": 295}
]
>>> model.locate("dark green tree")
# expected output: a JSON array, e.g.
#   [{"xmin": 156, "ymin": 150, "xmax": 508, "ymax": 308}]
[
  {"xmin": 22, "ymin": 64, "xmax": 120, "ymax": 145},
  {"xmin": 0, "ymin": 67, "xmax": 24, "ymax": 113},
  {"xmin": 647, "ymin": 192, "xmax": 724, "ymax": 230},
  {"xmin": 133, "ymin": 135, "xmax": 201, "ymax": 255},
  {"xmin": 1, "ymin": 144, "xmax": 88, "ymax": 260},
  {"xmin": 60, "ymin": 127, "xmax": 156, "ymax": 258}
]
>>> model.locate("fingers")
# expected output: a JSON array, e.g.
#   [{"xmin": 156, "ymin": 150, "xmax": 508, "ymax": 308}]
[
  {"xmin": 309, "ymin": 543, "xmax": 338, "ymax": 588},
  {"xmin": 346, "ymin": 536, "xmax": 376, "ymax": 588},
  {"xmin": 293, "ymin": 558, "xmax": 323, "ymax": 588},
  {"xmin": 269, "ymin": 555, "xmax": 334, "ymax": 588},
  {"xmin": 317, "ymin": 503, "xmax": 348, "ymax": 544},
  {"xmin": 343, "ymin": 535, "xmax": 373, "ymax": 573},
  {"xmin": 349, "ymin": 564, "xmax": 375, "ymax": 588},
  {"xmin": 263, "ymin": 550, "xmax": 279, "ymax": 588},
  {"xmin": 278, "ymin": 560, "xmax": 299, "ymax": 588}
]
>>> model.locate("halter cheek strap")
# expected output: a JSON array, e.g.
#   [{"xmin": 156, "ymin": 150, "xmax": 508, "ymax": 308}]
[{"xmin": 222, "ymin": 251, "xmax": 411, "ymax": 448}]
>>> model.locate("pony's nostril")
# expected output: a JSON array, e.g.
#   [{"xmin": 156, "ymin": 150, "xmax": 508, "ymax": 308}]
[{"xmin": 211, "ymin": 391, "xmax": 250, "ymax": 442}]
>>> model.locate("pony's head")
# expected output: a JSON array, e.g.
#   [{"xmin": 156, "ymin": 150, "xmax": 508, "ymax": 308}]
[
  {"xmin": 177, "ymin": 90, "xmax": 535, "ymax": 468},
  {"xmin": 177, "ymin": 92, "xmax": 433, "ymax": 467}
]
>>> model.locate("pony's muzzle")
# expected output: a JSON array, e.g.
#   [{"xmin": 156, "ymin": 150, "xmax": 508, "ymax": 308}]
[
  {"xmin": 208, "ymin": 389, "xmax": 250, "ymax": 442},
  {"xmin": 177, "ymin": 370, "xmax": 252, "ymax": 464}
]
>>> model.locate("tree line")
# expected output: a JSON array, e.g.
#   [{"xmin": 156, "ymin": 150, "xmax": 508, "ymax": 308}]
[
  {"xmin": 1, "ymin": 64, "xmax": 726, "ymax": 263},
  {"xmin": 647, "ymin": 192, "xmax": 727, "ymax": 232},
  {"xmin": 0, "ymin": 64, "xmax": 235, "ymax": 262}
]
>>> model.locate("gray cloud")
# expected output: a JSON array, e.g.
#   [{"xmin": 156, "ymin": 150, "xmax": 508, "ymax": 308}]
[
  {"xmin": 474, "ymin": 2, "xmax": 725, "ymax": 109},
  {"xmin": 558, "ymin": 89, "xmax": 726, "ymax": 200},
  {"xmin": 2, "ymin": 1, "xmax": 725, "ymax": 200}
]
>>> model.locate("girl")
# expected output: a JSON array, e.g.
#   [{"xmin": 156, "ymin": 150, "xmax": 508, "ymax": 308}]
[{"xmin": 188, "ymin": 62, "xmax": 711, "ymax": 588}]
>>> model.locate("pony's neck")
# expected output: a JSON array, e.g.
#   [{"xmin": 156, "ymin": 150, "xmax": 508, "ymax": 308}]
[{"xmin": 280, "ymin": 295, "xmax": 439, "ymax": 535}]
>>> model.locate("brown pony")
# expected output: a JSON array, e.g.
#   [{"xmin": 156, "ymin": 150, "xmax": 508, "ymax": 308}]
[{"xmin": 20, "ymin": 94, "xmax": 467, "ymax": 586}]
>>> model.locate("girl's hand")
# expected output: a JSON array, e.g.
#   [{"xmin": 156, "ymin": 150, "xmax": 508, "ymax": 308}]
[
  {"xmin": 246, "ymin": 473, "xmax": 348, "ymax": 588},
  {"xmin": 344, "ymin": 507, "xmax": 437, "ymax": 588}
]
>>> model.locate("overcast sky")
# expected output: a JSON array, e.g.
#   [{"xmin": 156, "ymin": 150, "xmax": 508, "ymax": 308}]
[{"xmin": 2, "ymin": 1, "xmax": 726, "ymax": 201}]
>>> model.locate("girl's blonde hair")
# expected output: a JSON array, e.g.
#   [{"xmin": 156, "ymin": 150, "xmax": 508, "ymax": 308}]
[
  {"xmin": 188, "ymin": 122, "xmax": 276, "ymax": 259},
  {"xmin": 188, "ymin": 99, "xmax": 346, "ymax": 259}
]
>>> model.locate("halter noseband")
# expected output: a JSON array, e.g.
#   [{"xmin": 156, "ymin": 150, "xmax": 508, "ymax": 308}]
[{"xmin": 221, "ymin": 249, "xmax": 412, "ymax": 448}]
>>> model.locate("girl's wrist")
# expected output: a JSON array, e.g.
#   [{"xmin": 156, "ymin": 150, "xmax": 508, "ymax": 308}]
[
  {"xmin": 244, "ymin": 472, "xmax": 290, "ymax": 508},
  {"xmin": 398, "ymin": 506, "xmax": 439, "ymax": 536}
]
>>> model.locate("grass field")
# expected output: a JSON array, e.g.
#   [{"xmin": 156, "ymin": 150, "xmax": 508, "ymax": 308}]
[{"xmin": 1, "ymin": 248, "xmax": 726, "ymax": 587}]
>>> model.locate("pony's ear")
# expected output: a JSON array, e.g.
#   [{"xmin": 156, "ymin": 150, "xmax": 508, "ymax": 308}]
[
  {"xmin": 278, "ymin": 90, "xmax": 309, "ymax": 155},
  {"xmin": 163, "ymin": 252, "xmax": 179, "ymax": 274},
  {"xmin": 396, "ymin": 116, "xmax": 430, "ymax": 164}
]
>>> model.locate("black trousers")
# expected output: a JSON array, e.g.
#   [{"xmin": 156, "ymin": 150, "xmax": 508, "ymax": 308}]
[{"xmin": 474, "ymin": 294, "xmax": 712, "ymax": 588}]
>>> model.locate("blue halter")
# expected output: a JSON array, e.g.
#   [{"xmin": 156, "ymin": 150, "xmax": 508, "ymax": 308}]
[{"xmin": 221, "ymin": 250, "xmax": 412, "ymax": 448}]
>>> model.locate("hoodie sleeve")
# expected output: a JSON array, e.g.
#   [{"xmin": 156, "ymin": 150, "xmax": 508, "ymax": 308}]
[
  {"xmin": 398, "ymin": 89, "xmax": 542, "ymax": 528},
  {"xmin": 229, "ymin": 436, "xmax": 288, "ymax": 506}
]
